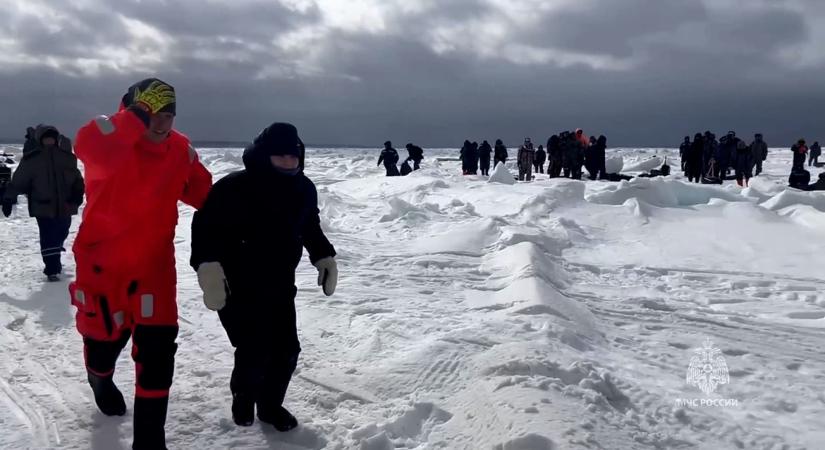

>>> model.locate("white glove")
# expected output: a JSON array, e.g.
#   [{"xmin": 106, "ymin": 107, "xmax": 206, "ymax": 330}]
[
  {"xmin": 314, "ymin": 257, "xmax": 337, "ymax": 296},
  {"xmin": 197, "ymin": 262, "xmax": 229, "ymax": 311}
]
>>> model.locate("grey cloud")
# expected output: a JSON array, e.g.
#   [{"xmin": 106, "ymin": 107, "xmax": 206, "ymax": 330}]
[
  {"xmin": 524, "ymin": 0, "xmax": 708, "ymax": 58},
  {"xmin": 0, "ymin": 0, "xmax": 823, "ymax": 147}
]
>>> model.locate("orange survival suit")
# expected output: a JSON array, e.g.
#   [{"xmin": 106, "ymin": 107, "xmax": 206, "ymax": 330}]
[{"xmin": 69, "ymin": 97, "xmax": 211, "ymax": 447}]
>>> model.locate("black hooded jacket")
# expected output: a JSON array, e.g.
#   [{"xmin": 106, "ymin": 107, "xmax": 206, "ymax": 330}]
[
  {"xmin": 479, "ymin": 141, "xmax": 492, "ymax": 162},
  {"xmin": 494, "ymin": 141, "xmax": 508, "ymax": 162},
  {"xmin": 190, "ymin": 129, "xmax": 336, "ymax": 347}
]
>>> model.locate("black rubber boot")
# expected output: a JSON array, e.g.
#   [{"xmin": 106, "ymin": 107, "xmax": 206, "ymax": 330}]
[
  {"xmin": 258, "ymin": 405, "xmax": 298, "ymax": 432},
  {"xmin": 87, "ymin": 372, "xmax": 126, "ymax": 416},
  {"xmin": 232, "ymin": 392, "xmax": 255, "ymax": 427},
  {"xmin": 132, "ymin": 396, "xmax": 169, "ymax": 450}
]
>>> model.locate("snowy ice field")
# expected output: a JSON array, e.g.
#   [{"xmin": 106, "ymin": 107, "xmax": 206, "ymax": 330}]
[{"xmin": 1, "ymin": 145, "xmax": 824, "ymax": 450}]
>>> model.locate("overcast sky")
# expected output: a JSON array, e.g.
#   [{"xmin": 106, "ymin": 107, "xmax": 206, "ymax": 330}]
[{"xmin": 0, "ymin": 0, "xmax": 823, "ymax": 147}]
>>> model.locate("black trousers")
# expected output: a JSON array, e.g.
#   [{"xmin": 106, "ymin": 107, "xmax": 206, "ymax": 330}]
[
  {"xmin": 533, "ymin": 163, "xmax": 544, "ymax": 174},
  {"xmin": 480, "ymin": 160, "xmax": 490, "ymax": 176},
  {"xmin": 218, "ymin": 292, "xmax": 300, "ymax": 411},
  {"xmin": 36, "ymin": 216, "xmax": 71, "ymax": 276}
]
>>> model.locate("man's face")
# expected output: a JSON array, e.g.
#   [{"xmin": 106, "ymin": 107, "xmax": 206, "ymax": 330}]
[
  {"xmin": 41, "ymin": 137, "xmax": 57, "ymax": 147},
  {"xmin": 270, "ymin": 155, "xmax": 300, "ymax": 170},
  {"xmin": 144, "ymin": 112, "xmax": 175, "ymax": 143}
]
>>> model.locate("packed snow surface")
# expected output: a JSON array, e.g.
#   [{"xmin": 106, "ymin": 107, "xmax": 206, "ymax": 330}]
[{"xmin": 1, "ymin": 146, "xmax": 824, "ymax": 449}]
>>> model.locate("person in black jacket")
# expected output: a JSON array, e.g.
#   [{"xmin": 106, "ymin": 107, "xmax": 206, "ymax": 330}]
[
  {"xmin": 534, "ymin": 145, "xmax": 546, "ymax": 174},
  {"xmin": 405, "ymin": 143, "xmax": 424, "ymax": 170},
  {"xmin": 791, "ymin": 139, "xmax": 808, "ymax": 171},
  {"xmin": 686, "ymin": 133, "xmax": 704, "ymax": 183},
  {"xmin": 190, "ymin": 122, "xmax": 338, "ymax": 431},
  {"xmin": 377, "ymin": 141, "xmax": 400, "ymax": 176},
  {"xmin": 679, "ymin": 136, "xmax": 691, "ymax": 173},
  {"xmin": 733, "ymin": 139, "xmax": 753, "ymax": 187},
  {"xmin": 547, "ymin": 135, "xmax": 562, "ymax": 178},
  {"xmin": 478, "ymin": 140, "xmax": 493, "ymax": 176},
  {"xmin": 493, "ymin": 139, "xmax": 508, "ymax": 167},
  {"xmin": 716, "ymin": 132, "xmax": 737, "ymax": 179},
  {"xmin": 587, "ymin": 136, "xmax": 607, "ymax": 180}
]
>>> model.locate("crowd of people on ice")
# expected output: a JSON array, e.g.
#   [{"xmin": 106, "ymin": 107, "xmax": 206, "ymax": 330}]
[{"xmin": 374, "ymin": 129, "xmax": 824, "ymax": 190}]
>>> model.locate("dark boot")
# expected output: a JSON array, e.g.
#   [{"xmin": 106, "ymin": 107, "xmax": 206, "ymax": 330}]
[
  {"xmin": 258, "ymin": 405, "xmax": 298, "ymax": 432},
  {"xmin": 133, "ymin": 397, "xmax": 169, "ymax": 450},
  {"xmin": 232, "ymin": 392, "xmax": 255, "ymax": 426},
  {"xmin": 87, "ymin": 372, "xmax": 126, "ymax": 416}
]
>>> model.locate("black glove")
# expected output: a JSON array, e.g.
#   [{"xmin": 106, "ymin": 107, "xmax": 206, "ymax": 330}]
[
  {"xmin": 2, "ymin": 200, "xmax": 12, "ymax": 218},
  {"xmin": 25, "ymin": 127, "xmax": 35, "ymax": 140}
]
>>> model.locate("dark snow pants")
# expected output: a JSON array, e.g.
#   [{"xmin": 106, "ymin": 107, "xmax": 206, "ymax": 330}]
[
  {"xmin": 36, "ymin": 216, "xmax": 71, "ymax": 276},
  {"xmin": 385, "ymin": 164, "xmax": 400, "ymax": 176},
  {"xmin": 218, "ymin": 290, "xmax": 301, "ymax": 412},
  {"xmin": 480, "ymin": 159, "xmax": 491, "ymax": 176}
]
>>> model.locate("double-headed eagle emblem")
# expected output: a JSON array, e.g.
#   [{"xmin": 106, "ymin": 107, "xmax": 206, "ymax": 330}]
[{"xmin": 686, "ymin": 338, "xmax": 730, "ymax": 395}]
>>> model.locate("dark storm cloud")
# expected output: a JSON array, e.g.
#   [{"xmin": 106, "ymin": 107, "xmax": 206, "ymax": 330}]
[
  {"xmin": 523, "ymin": 0, "xmax": 708, "ymax": 58},
  {"xmin": 0, "ymin": 0, "xmax": 822, "ymax": 146}
]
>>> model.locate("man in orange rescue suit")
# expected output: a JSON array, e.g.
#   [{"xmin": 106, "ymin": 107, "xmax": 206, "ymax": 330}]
[{"xmin": 70, "ymin": 78, "xmax": 212, "ymax": 450}]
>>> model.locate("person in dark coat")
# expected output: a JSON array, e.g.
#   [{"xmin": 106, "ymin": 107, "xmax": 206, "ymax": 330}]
[
  {"xmin": 547, "ymin": 135, "xmax": 562, "ymax": 178},
  {"xmin": 733, "ymin": 139, "xmax": 753, "ymax": 187},
  {"xmin": 404, "ymin": 143, "xmax": 424, "ymax": 171},
  {"xmin": 587, "ymin": 136, "xmax": 607, "ymax": 180},
  {"xmin": 191, "ymin": 122, "xmax": 337, "ymax": 431},
  {"xmin": 560, "ymin": 132, "xmax": 572, "ymax": 178},
  {"xmin": 460, "ymin": 140, "xmax": 470, "ymax": 174},
  {"xmin": 716, "ymin": 132, "xmax": 736, "ymax": 179},
  {"xmin": 2, "ymin": 125, "xmax": 84, "ymax": 280},
  {"xmin": 686, "ymin": 133, "xmax": 704, "ymax": 183},
  {"xmin": 517, "ymin": 138, "xmax": 535, "ymax": 181},
  {"xmin": 791, "ymin": 139, "xmax": 808, "ymax": 171},
  {"xmin": 749, "ymin": 133, "xmax": 767, "ymax": 176},
  {"xmin": 377, "ymin": 141, "xmax": 400, "ymax": 176},
  {"xmin": 562, "ymin": 133, "xmax": 585, "ymax": 180},
  {"xmin": 679, "ymin": 136, "xmax": 691, "ymax": 173},
  {"xmin": 703, "ymin": 132, "xmax": 716, "ymax": 176},
  {"xmin": 460, "ymin": 140, "xmax": 477, "ymax": 175},
  {"xmin": 493, "ymin": 139, "xmax": 508, "ymax": 167},
  {"xmin": 534, "ymin": 145, "xmax": 546, "ymax": 174},
  {"xmin": 808, "ymin": 141, "xmax": 821, "ymax": 167},
  {"xmin": 470, "ymin": 142, "xmax": 480, "ymax": 174},
  {"xmin": 478, "ymin": 140, "xmax": 493, "ymax": 176}
]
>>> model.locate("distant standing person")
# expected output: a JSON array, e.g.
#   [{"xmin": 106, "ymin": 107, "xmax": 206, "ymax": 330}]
[
  {"xmin": 471, "ymin": 142, "xmax": 480, "ymax": 174},
  {"xmin": 679, "ymin": 136, "xmax": 691, "ymax": 173},
  {"xmin": 377, "ymin": 141, "xmax": 400, "ymax": 176},
  {"xmin": 533, "ymin": 145, "xmax": 546, "ymax": 174},
  {"xmin": 792, "ymin": 139, "xmax": 808, "ymax": 171},
  {"xmin": 749, "ymin": 133, "xmax": 767, "ymax": 176},
  {"xmin": 547, "ymin": 135, "xmax": 562, "ymax": 178},
  {"xmin": 478, "ymin": 140, "xmax": 492, "ymax": 176},
  {"xmin": 686, "ymin": 133, "xmax": 704, "ymax": 183},
  {"xmin": 493, "ymin": 139, "xmax": 508, "ymax": 167},
  {"xmin": 734, "ymin": 139, "xmax": 753, "ymax": 187},
  {"xmin": 405, "ymin": 143, "xmax": 424, "ymax": 170},
  {"xmin": 809, "ymin": 141, "xmax": 821, "ymax": 167},
  {"xmin": 588, "ymin": 136, "xmax": 607, "ymax": 180},
  {"xmin": 2, "ymin": 125, "xmax": 84, "ymax": 281},
  {"xmin": 517, "ymin": 138, "xmax": 535, "ymax": 181}
]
